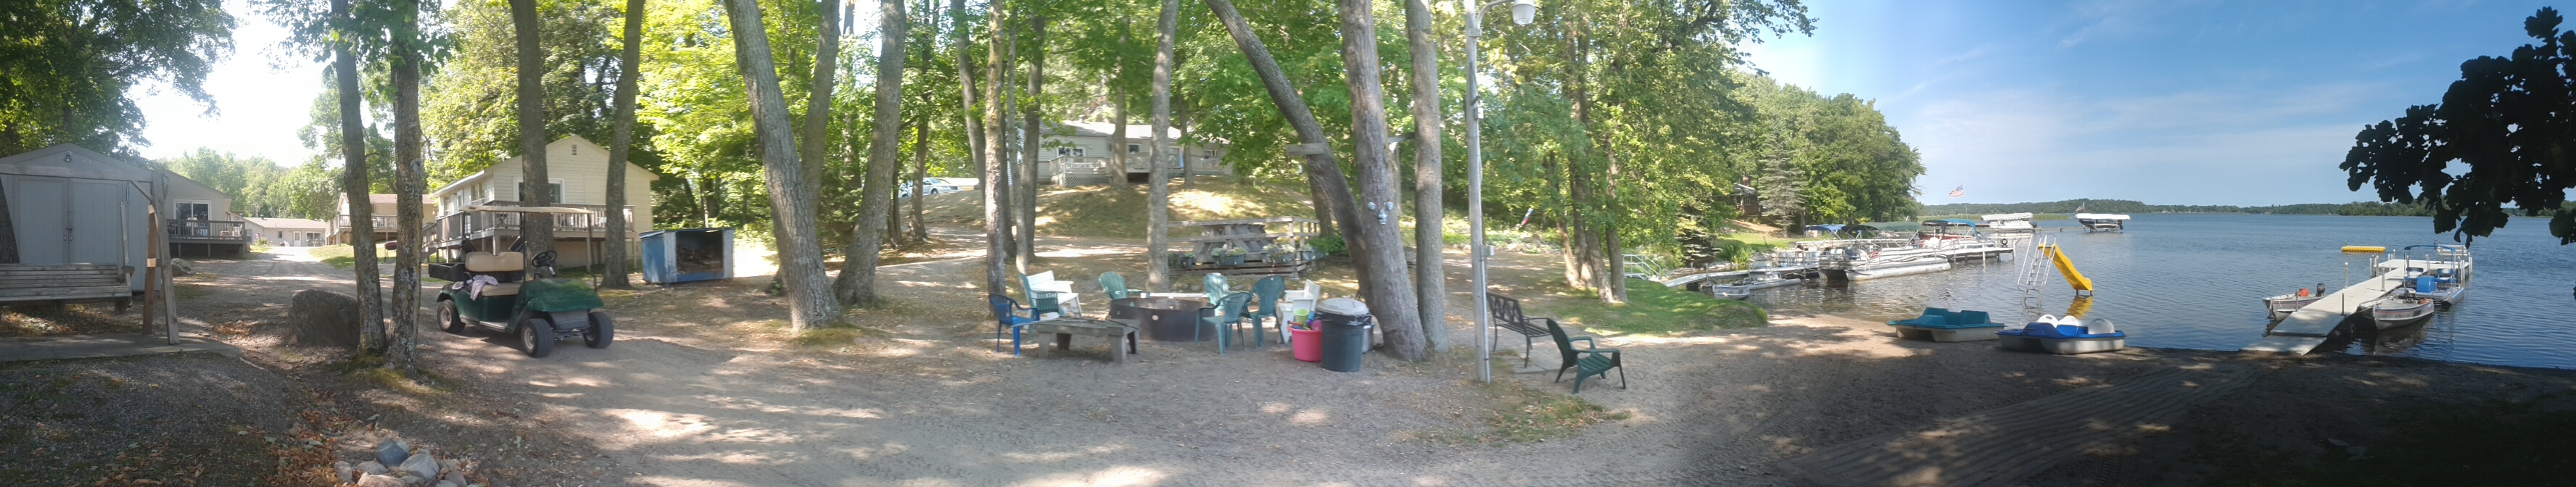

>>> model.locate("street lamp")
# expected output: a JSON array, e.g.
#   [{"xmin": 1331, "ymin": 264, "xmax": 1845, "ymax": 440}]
[{"xmin": 1468, "ymin": 0, "xmax": 1533, "ymax": 384}]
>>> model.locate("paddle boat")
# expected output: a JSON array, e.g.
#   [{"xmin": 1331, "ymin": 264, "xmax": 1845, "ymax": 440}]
[
  {"xmin": 2364, "ymin": 295, "xmax": 2437, "ymax": 329},
  {"xmin": 2261, "ymin": 284, "xmax": 2327, "ymax": 319},
  {"xmin": 1885, "ymin": 307, "xmax": 2005, "ymax": 342},
  {"xmin": 1995, "ymin": 315, "xmax": 2127, "ymax": 354}
]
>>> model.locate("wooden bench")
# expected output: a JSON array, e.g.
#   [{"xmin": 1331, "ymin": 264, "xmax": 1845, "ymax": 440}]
[
  {"xmin": 0, "ymin": 264, "xmax": 133, "ymax": 309},
  {"xmin": 1030, "ymin": 317, "xmax": 1141, "ymax": 365},
  {"xmin": 1486, "ymin": 294, "xmax": 1554, "ymax": 366}
]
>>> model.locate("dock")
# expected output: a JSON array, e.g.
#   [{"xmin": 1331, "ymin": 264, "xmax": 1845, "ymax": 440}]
[{"xmin": 2241, "ymin": 259, "xmax": 2461, "ymax": 354}]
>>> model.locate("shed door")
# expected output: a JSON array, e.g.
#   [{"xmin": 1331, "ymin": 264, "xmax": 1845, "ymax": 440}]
[
  {"xmin": 15, "ymin": 179, "xmax": 68, "ymax": 264},
  {"xmin": 67, "ymin": 182, "xmax": 125, "ymax": 265}
]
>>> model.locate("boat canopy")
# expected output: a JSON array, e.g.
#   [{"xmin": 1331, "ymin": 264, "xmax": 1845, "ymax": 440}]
[
  {"xmin": 1804, "ymin": 224, "xmax": 1846, "ymax": 233},
  {"xmin": 1923, "ymin": 218, "xmax": 1981, "ymax": 227},
  {"xmin": 1981, "ymin": 212, "xmax": 2034, "ymax": 221},
  {"xmin": 2401, "ymin": 244, "xmax": 2464, "ymax": 251},
  {"xmin": 2072, "ymin": 213, "xmax": 2131, "ymax": 220}
]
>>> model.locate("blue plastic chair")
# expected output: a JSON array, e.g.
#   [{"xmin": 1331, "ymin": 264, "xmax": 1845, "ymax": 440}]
[
  {"xmin": 1099, "ymin": 271, "xmax": 1145, "ymax": 301},
  {"xmin": 1240, "ymin": 275, "xmax": 1287, "ymax": 349},
  {"xmin": 1200, "ymin": 291, "xmax": 1255, "ymax": 354},
  {"xmin": 988, "ymin": 294, "xmax": 1040, "ymax": 356}
]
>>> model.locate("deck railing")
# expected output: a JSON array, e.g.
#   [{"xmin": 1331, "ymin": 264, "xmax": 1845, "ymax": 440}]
[
  {"xmin": 433, "ymin": 202, "xmax": 636, "ymax": 246},
  {"xmin": 165, "ymin": 220, "xmax": 249, "ymax": 241}
]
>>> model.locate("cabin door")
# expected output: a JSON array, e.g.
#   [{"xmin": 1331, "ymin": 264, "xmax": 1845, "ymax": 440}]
[{"xmin": 67, "ymin": 181, "xmax": 126, "ymax": 265}]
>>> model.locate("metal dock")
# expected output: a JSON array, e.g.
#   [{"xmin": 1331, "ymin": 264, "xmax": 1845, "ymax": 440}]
[{"xmin": 2241, "ymin": 259, "xmax": 2461, "ymax": 354}]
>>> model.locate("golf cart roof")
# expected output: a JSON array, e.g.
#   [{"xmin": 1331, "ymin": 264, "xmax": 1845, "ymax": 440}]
[{"xmin": 461, "ymin": 204, "xmax": 596, "ymax": 215}]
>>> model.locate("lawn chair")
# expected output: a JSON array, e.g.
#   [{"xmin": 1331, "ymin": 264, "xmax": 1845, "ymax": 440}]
[
  {"xmin": 1020, "ymin": 271, "xmax": 1074, "ymax": 317},
  {"xmin": 1201, "ymin": 272, "xmax": 1230, "ymax": 304},
  {"xmin": 1241, "ymin": 275, "xmax": 1287, "ymax": 349},
  {"xmin": 1486, "ymin": 294, "xmax": 1555, "ymax": 366},
  {"xmin": 1098, "ymin": 271, "xmax": 1145, "ymax": 301},
  {"xmin": 988, "ymin": 294, "xmax": 1041, "ymax": 356},
  {"xmin": 1201, "ymin": 291, "xmax": 1255, "ymax": 354},
  {"xmin": 1547, "ymin": 318, "xmax": 1626, "ymax": 393}
]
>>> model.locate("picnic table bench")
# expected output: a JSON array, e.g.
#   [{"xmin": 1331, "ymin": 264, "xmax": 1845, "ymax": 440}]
[{"xmin": 1030, "ymin": 317, "xmax": 1141, "ymax": 365}]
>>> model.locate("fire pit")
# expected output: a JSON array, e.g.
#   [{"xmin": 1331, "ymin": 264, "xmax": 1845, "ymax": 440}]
[{"xmin": 1110, "ymin": 297, "xmax": 1215, "ymax": 341}]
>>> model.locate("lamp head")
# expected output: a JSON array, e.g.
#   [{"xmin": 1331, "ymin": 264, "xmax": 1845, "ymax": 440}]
[{"xmin": 1511, "ymin": 0, "xmax": 1536, "ymax": 25}]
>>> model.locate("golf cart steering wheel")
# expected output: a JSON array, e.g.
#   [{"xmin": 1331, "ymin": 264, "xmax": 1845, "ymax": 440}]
[{"xmin": 532, "ymin": 250, "xmax": 557, "ymax": 273}]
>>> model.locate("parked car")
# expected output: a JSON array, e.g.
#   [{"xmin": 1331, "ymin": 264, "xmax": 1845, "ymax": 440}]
[{"xmin": 899, "ymin": 179, "xmax": 965, "ymax": 199}]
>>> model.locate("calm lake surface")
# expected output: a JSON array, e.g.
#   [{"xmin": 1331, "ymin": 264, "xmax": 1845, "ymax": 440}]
[{"xmin": 1744, "ymin": 212, "xmax": 2576, "ymax": 370}]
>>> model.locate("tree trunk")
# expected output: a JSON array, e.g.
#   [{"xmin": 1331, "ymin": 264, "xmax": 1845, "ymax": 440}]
[
  {"xmin": 949, "ymin": 0, "xmax": 979, "ymax": 249},
  {"xmin": 1332, "ymin": 0, "xmax": 1426, "ymax": 361},
  {"xmin": 981, "ymin": 6, "xmax": 1013, "ymax": 294},
  {"xmin": 603, "ymin": 0, "xmax": 644, "ymax": 289},
  {"xmin": 909, "ymin": 94, "xmax": 930, "ymax": 244},
  {"xmin": 1400, "ymin": 0, "xmax": 1445, "ymax": 351},
  {"xmin": 1017, "ymin": 15, "xmax": 1044, "ymax": 271},
  {"xmin": 1110, "ymin": 74, "xmax": 1128, "ymax": 191},
  {"xmin": 509, "ymin": 0, "xmax": 553, "ymax": 259},
  {"xmin": 721, "ymin": 0, "xmax": 840, "ymax": 330},
  {"xmin": 804, "ymin": 0, "xmax": 845, "ymax": 303},
  {"xmin": 337, "ymin": 0, "xmax": 383, "ymax": 352},
  {"xmin": 1601, "ymin": 151, "xmax": 1626, "ymax": 304},
  {"xmin": 386, "ymin": 0, "xmax": 426, "ymax": 370},
  {"xmin": 1200, "ymin": 0, "xmax": 1380, "ymax": 330},
  {"xmin": 1146, "ymin": 0, "xmax": 1178, "ymax": 292},
  {"xmin": 835, "ymin": 0, "xmax": 907, "ymax": 307}
]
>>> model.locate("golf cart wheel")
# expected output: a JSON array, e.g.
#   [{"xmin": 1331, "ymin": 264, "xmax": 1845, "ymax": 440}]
[
  {"xmin": 439, "ymin": 300, "xmax": 468, "ymax": 335},
  {"xmin": 585, "ymin": 312, "xmax": 615, "ymax": 349},
  {"xmin": 521, "ymin": 317, "xmax": 557, "ymax": 358}
]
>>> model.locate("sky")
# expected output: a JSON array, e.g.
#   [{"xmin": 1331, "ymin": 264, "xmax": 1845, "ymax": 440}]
[
  {"xmin": 130, "ymin": 0, "xmax": 2566, "ymax": 206},
  {"xmin": 1741, "ymin": 0, "xmax": 2569, "ymax": 207}
]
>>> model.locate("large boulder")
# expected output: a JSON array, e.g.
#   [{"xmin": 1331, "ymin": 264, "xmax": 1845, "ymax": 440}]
[{"xmin": 288, "ymin": 289, "xmax": 363, "ymax": 349}]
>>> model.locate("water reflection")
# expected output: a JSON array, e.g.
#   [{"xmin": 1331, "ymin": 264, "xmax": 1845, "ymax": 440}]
[{"xmin": 1743, "ymin": 214, "xmax": 2576, "ymax": 370}]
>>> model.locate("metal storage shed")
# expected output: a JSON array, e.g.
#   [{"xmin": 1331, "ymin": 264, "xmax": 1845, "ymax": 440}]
[
  {"xmin": 0, "ymin": 143, "xmax": 154, "ymax": 290},
  {"xmin": 639, "ymin": 228, "xmax": 732, "ymax": 284}
]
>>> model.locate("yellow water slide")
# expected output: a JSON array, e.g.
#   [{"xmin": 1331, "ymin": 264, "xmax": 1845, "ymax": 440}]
[{"xmin": 2040, "ymin": 244, "xmax": 2094, "ymax": 296}]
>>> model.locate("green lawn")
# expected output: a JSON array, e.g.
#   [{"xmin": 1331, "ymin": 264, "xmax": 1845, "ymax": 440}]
[
  {"xmin": 1539, "ymin": 278, "xmax": 1768, "ymax": 336},
  {"xmin": 307, "ymin": 245, "xmax": 354, "ymax": 269}
]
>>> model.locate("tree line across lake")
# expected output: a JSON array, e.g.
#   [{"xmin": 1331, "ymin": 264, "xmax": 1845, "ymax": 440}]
[{"xmin": 1915, "ymin": 199, "xmax": 2570, "ymax": 218}]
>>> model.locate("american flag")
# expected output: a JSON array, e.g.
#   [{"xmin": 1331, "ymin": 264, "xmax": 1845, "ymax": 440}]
[{"xmin": 1947, "ymin": 186, "xmax": 1965, "ymax": 198}]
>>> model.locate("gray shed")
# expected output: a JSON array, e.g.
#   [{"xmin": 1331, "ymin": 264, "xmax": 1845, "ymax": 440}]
[{"xmin": 0, "ymin": 143, "xmax": 156, "ymax": 291}]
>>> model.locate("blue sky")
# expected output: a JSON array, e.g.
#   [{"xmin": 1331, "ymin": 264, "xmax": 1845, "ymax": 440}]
[{"xmin": 1743, "ymin": 0, "xmax": 2567, "ymax": 206}]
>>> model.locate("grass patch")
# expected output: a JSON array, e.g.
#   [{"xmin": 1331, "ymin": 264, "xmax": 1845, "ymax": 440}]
[
  {"xmin": 1416, "ymin": 378, "xmax": 1631, "ymax": 444},
  {"xmin": 330, "ymin": 352, "xmax": 451, "ymax": 395},
  {"xmin": 2203, "ymin": 396, "xmax": 2576, "ymax": 486},
  {"xmin": 308, "ymin": 245, "xmax": 355, "ymax": 269},
  {"xmin": 1540, "ymin": 278, "xmax": 1768, "ymax": 335}
]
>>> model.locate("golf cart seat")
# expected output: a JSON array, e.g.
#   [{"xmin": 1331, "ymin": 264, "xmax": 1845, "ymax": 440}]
[{"xmin": 465, "ymin": 251, "xmax": 527, "ymax": 296}]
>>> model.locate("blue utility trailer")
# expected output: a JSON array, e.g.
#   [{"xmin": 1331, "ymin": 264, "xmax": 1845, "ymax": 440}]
[{"xmin": 640, "ymin": 228, "xmax": 733, "ymax": 284}]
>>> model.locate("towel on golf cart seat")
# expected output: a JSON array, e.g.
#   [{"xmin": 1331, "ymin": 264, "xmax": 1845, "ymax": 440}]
[{"xmin": 469, "ymin": 275, "xmax": 500, "ymax": 299}]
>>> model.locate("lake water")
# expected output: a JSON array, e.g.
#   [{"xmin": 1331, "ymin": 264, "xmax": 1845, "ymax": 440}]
[{"xmin": 1743, "ymin": 213, "xmax": 2576, "ymax": 370}]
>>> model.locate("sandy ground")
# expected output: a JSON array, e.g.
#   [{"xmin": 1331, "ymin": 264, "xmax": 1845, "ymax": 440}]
[{"xmin": 140, "ymin": 230, "xmax": 2576, "ymax": 486}]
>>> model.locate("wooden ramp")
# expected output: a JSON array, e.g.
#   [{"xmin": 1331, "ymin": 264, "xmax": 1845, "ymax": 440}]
[{"xmin": 1777, "ymin": 365, "xmax": 2259, "ymax": 487}]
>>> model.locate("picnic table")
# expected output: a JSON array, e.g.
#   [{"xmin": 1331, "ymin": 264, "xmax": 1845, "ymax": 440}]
[{"xmin": 1028, "ymin": 317, "xmax": 1140, "ymax": 365}]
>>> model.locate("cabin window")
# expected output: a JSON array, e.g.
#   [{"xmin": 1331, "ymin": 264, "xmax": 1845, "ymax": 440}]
[
  {"xmin": 517, "ymin": 180, "xmax": 563, "ymax": 203},
  {"xmin": 1127, "ymin": 143, "xmax": 1142, "ymax": 154},
  {"xmin": 175, "ymin": 201, "xmax": 210, "ymax": 220}
]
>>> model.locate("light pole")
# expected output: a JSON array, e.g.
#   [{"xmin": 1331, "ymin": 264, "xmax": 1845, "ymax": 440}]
[{"xmin": 1469, "ymin": 0, "xmax": 1535, "ymax": 384}]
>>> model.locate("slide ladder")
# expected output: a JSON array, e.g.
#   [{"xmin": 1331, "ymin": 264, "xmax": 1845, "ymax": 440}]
[{"xmin": 2039, "ymin": 243, "xmax": 2094, "ymax": 296}]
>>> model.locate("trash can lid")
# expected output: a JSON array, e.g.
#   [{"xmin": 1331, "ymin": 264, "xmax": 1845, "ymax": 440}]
[{"xmin": 1318, "ymin": 297, "xmax": 1369, "ymax": 317}]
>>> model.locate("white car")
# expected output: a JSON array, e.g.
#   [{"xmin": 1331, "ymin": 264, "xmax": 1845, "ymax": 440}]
[{"xmin": 898, "ymin": 180, "xmax": 964, "ymax": 199}]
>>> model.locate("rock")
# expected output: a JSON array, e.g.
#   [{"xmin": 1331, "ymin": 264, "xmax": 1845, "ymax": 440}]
[
  {"xmin": 442, "ymin": 470, "xmax": 466, "ymax": 485},
  {"xmin": 355, "ymin": 474, "xmax": 406, "ymax": 487},
  {"xmin": 376, "ymin": 439, "xmax": 413, "ymax": 466},
  {"xmin": 288, "ymin": 289, "xmax": 364, "ymax": 349},
  {"xmin": 400, "ymin": 473, "xmax": 431, "ymax": 485},
  {"xmin": 168, "ymin": 258, "xmax": 194, "ymax": 277},
  {"xmin": 436, "ymin": 482, "xmax": 458, "ymax": 487},
  {"xmin": 400, "ymin": 451, "xmax": 440, "ymax": 479},
  {"xmin": 439, "ymin": 458, "xmax": 460, "ymax": 473},
  {"xmin": 356, "ymin": 460, "xmax": 390, "ymax": 475},
  {"xmin": 335, "ymin": 461, "xmax": 355, "ymax": 484}
]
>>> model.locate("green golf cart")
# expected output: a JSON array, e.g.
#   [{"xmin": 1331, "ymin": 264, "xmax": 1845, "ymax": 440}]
[{"xmin": 430, "ymin": 206, "xmax": 614, "ymax": 358}]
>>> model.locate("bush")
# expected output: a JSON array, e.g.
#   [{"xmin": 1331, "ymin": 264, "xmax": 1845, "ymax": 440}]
[{"xmin": 1310, "ymin": 234, "xmax": 1346, "ymax": 254}]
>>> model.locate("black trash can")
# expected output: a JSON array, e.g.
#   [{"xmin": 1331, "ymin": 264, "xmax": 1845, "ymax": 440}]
[{"xmin": 1317, "ymin": 298, "xmax": 1373, "ymax": 372}]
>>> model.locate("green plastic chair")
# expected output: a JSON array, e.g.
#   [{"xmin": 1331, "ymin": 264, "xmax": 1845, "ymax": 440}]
[
  {"xmin": 1098, "ymin": 271, "xmax": 1144, "ymax": 300},
  {"xmin": 1200, "ymin": 291, "xmax": 1255, "ymax": 354},
  {"xmin": 1547, "ymin": 319, "xmax": 1627, "ymax": 394},
  {"xmin": 1018, "ymin": 272, "xmax": 1063, "ymax": 317},
  {"xmin": 1240, "ymin": 275, "xmax": 1287, "ymax": 349},
  {"xmin": 1201, "ymin": 272, "xmax": 1230, "ymax": 304}
]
